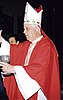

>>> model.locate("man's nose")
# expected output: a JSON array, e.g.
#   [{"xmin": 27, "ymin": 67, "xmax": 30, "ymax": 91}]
[
  {"xmin": 23, "ymin": 30, "xmax": 27, "ymax": 35},
  {"xmin": 23, "ymin": 28, "xmax": 25, "ymax": 33}
]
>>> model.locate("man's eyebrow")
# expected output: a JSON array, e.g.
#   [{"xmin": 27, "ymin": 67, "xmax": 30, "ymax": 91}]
[{"xmin": 26, "ymin": 27, "xmax": 28, "ymax": 30}]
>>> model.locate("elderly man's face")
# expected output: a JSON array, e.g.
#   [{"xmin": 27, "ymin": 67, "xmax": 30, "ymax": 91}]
[{"xmin": 23, "ymin": 24, "xmax": 39, "ymax": 42}]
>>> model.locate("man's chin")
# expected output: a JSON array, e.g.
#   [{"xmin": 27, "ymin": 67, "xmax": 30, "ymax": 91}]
[{"xmin": 27, "ymin": 38, "xmax": 31, "ymax": 42}]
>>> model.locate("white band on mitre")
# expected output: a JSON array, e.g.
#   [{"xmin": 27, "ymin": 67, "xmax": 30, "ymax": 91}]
[{"xmin": 24, "ymin": 2, "xmax": 43, "ymax": 27}]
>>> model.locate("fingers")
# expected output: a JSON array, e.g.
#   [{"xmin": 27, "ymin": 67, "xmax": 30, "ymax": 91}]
[
  {"xmin": 0, "ymin": 62, "xmax": 8, "ymax": 73},
  {"xmin": 0, "ymin": 63, "xmax": 3, "ymax": 69},
  {"xmin": 1, "ymin": 66, "xmax": 5, "ymax": 72},
  {"xmin": 0, "ymin": 62, "xmax": 14, "ymax": 74},
  {"xmin": 1, "ymin": 72, "xmax": 7, "ymax": 75},
  {"xmin": 0, "ymin": 65, "xmax": 5, "ymax": 72},
  {"xmin": 0, "ymin": 65, "xmax": 3, "ymax": 68},
  {"xmin": 0, "ymin": 66, "xmax": 5, "ymax": 74},
  {"xmin": 0, "ymin": 65, "xmax": 10, "ymax": 75},
  {"xmin": 0, "ymin": 62, "xmax": 9, "ymax": 67},
  {"xmin": 0, "ymin": 61, "xmax": 7, "ymax": 65}
]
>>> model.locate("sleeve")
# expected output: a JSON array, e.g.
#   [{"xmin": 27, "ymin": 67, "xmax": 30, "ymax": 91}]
[
  {"xmin": 14, "ymin": 65, "xmax": 47, "ymax": 100},
  {"xmin": 14, "ymin": 66, "xmax": 40, "ymax": 100}
]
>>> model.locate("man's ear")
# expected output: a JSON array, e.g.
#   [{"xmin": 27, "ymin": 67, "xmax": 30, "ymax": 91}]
[{"xmin": 35, "ymin": 25, "xmax": 40, "ymax": 33}]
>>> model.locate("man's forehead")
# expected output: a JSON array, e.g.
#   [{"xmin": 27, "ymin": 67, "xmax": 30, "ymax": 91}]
[
  {"xmin": 24, "ymin": 23, "xmax": 36, "ymax": 28},
  {"xmin": 24, "ymin": 23, "xmax": 32, "ymax": 28}
]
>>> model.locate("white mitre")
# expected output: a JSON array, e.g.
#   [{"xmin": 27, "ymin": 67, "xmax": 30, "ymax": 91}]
[{"xmin": 24, "ymin": 2, "xmax": 43, "ymax": 27}]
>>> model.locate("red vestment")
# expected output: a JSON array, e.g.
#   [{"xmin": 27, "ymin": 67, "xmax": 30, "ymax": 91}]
[{"xmin": 4, "ymin": 30, "xmax": 60, "ymax": 100}]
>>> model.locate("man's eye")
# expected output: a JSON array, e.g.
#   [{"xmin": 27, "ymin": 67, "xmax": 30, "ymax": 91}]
[{"xmin": 26, "ymin": 28, "xmax": 28, "ymax": 31}]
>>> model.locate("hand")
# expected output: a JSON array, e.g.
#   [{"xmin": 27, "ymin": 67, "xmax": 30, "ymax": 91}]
[
  {"xmin": 9, "ymin": 37, "xmax": 16, "ymax": 44},
  {"xmin": 0, "ymin": 62, "xmax": 15, "ymax": 75}
]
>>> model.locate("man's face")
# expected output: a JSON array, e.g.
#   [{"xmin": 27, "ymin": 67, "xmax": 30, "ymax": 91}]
[{"xmin": 23, "ymin": 24, "xmax": 38, "ymax": 42}]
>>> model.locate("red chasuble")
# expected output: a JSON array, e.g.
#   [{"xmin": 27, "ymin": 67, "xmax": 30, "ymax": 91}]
[{"xmin": 3, "ymin": 30, "xmax": 60, "ymax": 100}]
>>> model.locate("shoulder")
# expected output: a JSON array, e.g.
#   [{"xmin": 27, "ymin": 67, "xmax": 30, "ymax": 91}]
[
  {"xmin": 39, "ymin": 37, "xmax": 57, "ymax": 53},
  {"xmin": 10, "ymin": 40, "xmax": 30, "ymax": 49}
]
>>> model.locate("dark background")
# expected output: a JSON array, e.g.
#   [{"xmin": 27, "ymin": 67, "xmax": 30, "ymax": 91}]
[{"xmin": 0, "ymin": 0, "xmax": 63, "ymax": 89}]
